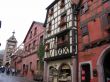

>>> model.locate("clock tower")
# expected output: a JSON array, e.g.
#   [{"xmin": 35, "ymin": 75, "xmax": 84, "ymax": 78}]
[{"xmin": 3, "ymin": 31, "xmax": 17, "ymax": 66}]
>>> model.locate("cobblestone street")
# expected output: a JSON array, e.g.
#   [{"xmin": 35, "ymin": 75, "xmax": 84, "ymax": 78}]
[{"xmin": 0, "ymin": 73, "xmax": 36, "ymax": 82}]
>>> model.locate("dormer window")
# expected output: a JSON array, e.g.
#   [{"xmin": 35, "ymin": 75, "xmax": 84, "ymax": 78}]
[
  {"xmin": 47, "ymin": 22, "xmax": 52, "ymax": 34},
  {"xmin": 60, "ymin": 0, "xmax": 65, "ymax": 8},
  {"xmin": 49, "ymin": 8, "xmax": 54, "ymax": 16},
  {"xmin": 59, "ymin": 13, "xmax": 67, "ymax": 27}
]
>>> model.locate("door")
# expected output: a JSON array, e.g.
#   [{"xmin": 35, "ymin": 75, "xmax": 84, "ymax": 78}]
[
  {"xmin": 81, "ymin": 64, "xmax": 91, "ymax": 82},
  {"xmin": 103, "ymin": 52, "xmax": 110, "ymax": 82}
]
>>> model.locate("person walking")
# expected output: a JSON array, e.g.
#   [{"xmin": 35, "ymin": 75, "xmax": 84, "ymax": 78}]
[{"xmin": 11, "ymin": 68, "xmax": 15, "ymax": 76}]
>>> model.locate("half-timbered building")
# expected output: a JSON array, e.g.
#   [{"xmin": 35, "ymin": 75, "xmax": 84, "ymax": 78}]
[{"xmin": 44, "ymin": 0, "xmax": 77, "ymax": 82}]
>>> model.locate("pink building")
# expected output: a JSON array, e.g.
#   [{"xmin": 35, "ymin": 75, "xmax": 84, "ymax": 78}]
[{"xmin": 22, "ymin": 21, "xmax": 45, "ymax": 80}]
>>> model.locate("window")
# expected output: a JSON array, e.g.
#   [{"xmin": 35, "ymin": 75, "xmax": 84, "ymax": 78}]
[
  {"xmin": 47, "ymin": 22, "xmax": 52, "ymax": 34},
  {"xmin": 30, "ymin": 62, "xmax": 32, "ymax": 70},
  {"xmin": 101, "ymin": 13, "xmax": 110, "ymax": 31},
  {"xmin": 45, "ymin": 43, "xmax": 50, "ymax": 52},
  {"xmin": 57, "ymin": 33, "xmax": 69, "ymax": 45},
  {"xmin": 40, "ymin": 35, "xmax": 43, "ymax": 42},
  {"xmin": 81, "ymin": 26, "xmax": 88, "ymax": 36},
  {"xmin": 32, "ymin": 40, "xmax": 36, "ymax": 50},
  {"xmin": 59, "ymin": 13, "xmax": 67, "ymax": 27},
  {"xmin": 49, "ymin": 8, "xmax": 54, "ymax": 16},
  {"xmin": 25, "ymin": 46, "xmax": 27, "ymax": 51},
  {"xmin": 30, "ymin": 31, "xmax": 32, "ymax": 38},
  {"xmin": 34, "ymin": 27, "xmax": 37, "ymax": 36},
  {"xmin": 60, "ymin": 0, "xmax": 65, "ymax": 8},
  {"xmin": 37, "ymin": 60, "xmax": 40, "ymax": 70},
  {"xmin": 80, "ymin": 2, "xmax": 88, "ymax": 15},
  {"xmin": 28, "ymin": 44, "xmax": 31, "ymax": 51}
]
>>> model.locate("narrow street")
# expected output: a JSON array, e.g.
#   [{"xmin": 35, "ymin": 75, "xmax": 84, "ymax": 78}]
[{"xmin": 0, "ymin": 73, "xmax": 36, "ymax": 82}]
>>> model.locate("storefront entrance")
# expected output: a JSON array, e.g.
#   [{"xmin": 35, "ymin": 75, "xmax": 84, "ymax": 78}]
[{"xmin": 103, "ymin": 51, "xmax": 110, "ymax": 82}]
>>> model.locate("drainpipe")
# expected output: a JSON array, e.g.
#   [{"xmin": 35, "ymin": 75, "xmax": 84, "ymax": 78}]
[
  {"xmin": 72, "ymin": 2, "xmax": 81, "ymax": 82},
  {"xmin": 71, "ymin": 4, "xmax": 78, "ymax": 82}
]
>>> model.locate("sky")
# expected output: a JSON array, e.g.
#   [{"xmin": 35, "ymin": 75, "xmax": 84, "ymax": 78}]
[{"xmin": 0, "ymin": 0, "xmax": 54, "ymax": 50}]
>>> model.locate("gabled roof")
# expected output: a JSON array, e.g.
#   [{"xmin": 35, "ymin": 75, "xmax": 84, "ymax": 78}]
[
  {"xmin": 44, "ymin": 0, "xmax": 82, "ymax": 27},
  {"xmin": 23, "ymin": 21, "xmax": 43, "ymax": 43},
  {"xmin": 46, "ymin": 0, "xmax": 59, "ymax": 9}
]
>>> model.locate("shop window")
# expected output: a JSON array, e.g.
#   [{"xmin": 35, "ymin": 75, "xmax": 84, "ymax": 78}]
[
  {"xmin": 80, "ymin": 2, "xmax": 88, "ymax": 15},
  {"xmin": 60, "ymin": 0, "xmax": 65, "ymax": 8},
  {"xmin": 81, "ymin": 64, "xmax": 91, "ymax": 82},
  {"xmin": 47, "ymin": 22, "xmax": 52, "ymax": 34},
  {"xmin": 81, "ymin": 25, "xmax": 88, "ymax": 36},
  {"xmin": 58, "ymin": 64, "xmax": 71, "ymax": 82}
]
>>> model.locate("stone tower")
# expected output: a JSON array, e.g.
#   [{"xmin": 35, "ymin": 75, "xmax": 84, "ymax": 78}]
[{"xmin": 3, "ymin": 31, "xmax": 17, "ymax": 66}]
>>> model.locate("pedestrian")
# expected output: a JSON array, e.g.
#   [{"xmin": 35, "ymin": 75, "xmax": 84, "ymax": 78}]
[
  {"xmin": 6, "ymin": 67, "xmax": 10, "ymax": 75},
  {"xmin": 11, "ymin": 68, "xmax": 15, "ymax": 76}
]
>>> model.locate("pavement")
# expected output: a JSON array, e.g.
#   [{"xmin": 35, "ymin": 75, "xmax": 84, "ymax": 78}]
[{"xmin": 0, "ymin": 73, "xmax": 37, "ymax": 82}]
